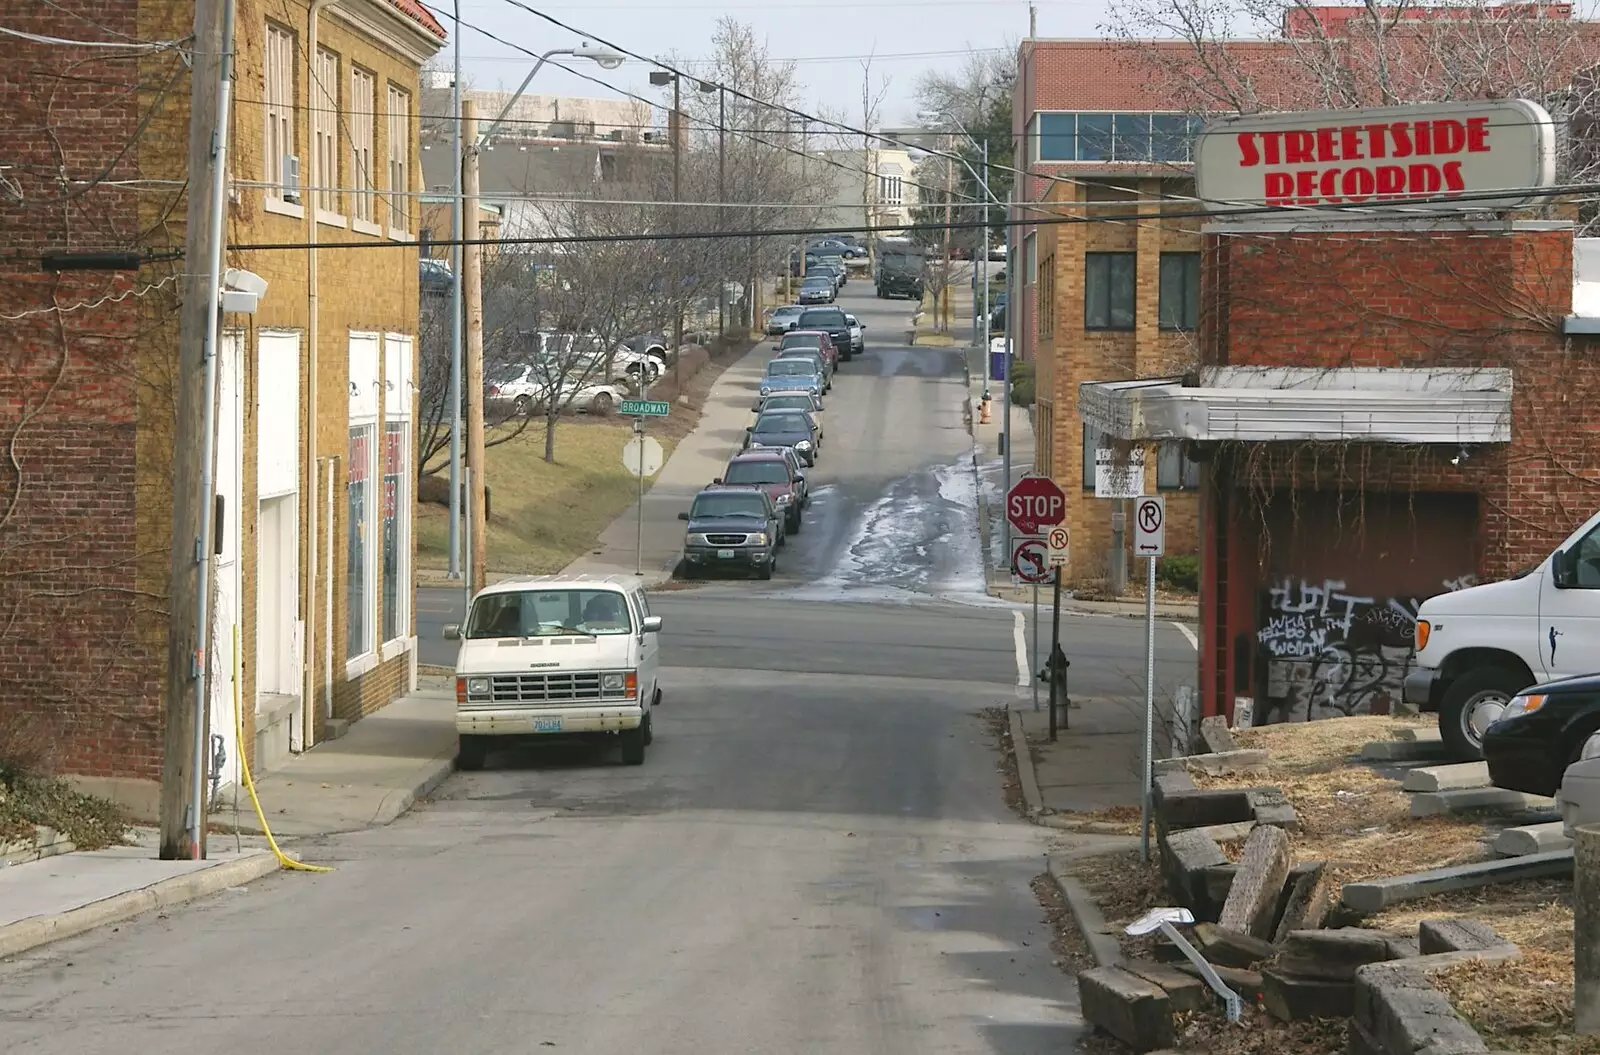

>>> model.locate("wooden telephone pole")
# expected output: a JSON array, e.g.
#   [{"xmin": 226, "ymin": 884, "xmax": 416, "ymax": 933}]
[{"xmin": 463, "ymin": 99, "xmax": 487, "ymax": 595}]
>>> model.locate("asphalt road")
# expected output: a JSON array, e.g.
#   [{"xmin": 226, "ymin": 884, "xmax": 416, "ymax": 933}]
[{"xmin": 0, "ymin": 282, "xmax": 1194, "ymax": 1053}]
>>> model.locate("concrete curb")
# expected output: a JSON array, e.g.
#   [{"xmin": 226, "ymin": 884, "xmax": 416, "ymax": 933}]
[
  {"xmin": 0, "ymin": 850, "xmax": 281, "ymax": 961},
  {"xmin": 367, "ymin": 748, "xmax": 460, "ymax": 827},
  {"xmin": 1009, "ymin": 706, "xmax": 1042, "ymax": 817},
  {"xmin": 1047, "ymin": 852, "xmax": 1132, "ymax": 969}
]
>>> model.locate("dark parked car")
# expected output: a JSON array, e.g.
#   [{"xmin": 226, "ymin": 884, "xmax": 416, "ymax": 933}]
[
  {"xmin": 677, "ymin": 486, "xmax": 782, "ymax": 580},
  {"xmin": 743, "ymin": 408, "xmax": 818, "ymax": 465},
  {"xmin": 796, "ymin": 307, "xmax": 855, "ymax": 362},
  {"xmin": 718, "ymin": 451, "xmax": 806, "ymax": 533},
  {"xmin": 1483, "ymin": 671, "xmax": 1600, "ymax": 798}
]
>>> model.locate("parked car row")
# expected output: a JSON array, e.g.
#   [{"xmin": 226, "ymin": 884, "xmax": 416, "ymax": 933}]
[
  {"xmin": 678, "ymin": 301, "xmax": 866, "ymax": 581},
  {"xmin": 484, "ymin": 332, "xmax": 669, "ymax": 419}
]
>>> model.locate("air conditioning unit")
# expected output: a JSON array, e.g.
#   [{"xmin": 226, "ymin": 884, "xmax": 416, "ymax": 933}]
[{"xmin": 282, "ymin": 154, "xmax": 301, "ymax": 203}]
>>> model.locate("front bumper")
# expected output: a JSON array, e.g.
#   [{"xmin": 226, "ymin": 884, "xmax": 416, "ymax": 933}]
[
  {"xmin": 685, "ymin": 544, "xmax": 775, "ymax": 568},
  {"xmin": 458, "ymin": 703, "xmax": 643, "ymax": 737},
  {"xmin": 1484, "ymin": 716, "xmax": 1566, "ymax": 798},
  {"xmin": 1403, "ymin": 667, "xmax": 1439, "ymax": 710}
]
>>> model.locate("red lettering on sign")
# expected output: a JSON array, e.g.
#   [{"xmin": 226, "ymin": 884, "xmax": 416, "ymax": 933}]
[{"xmin": 1466, "ymin": 116, "xmax": 1490, "ymax": 152}]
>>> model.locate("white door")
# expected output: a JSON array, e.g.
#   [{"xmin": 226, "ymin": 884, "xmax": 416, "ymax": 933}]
[
  {"xmin": 209, "ymin": 333, "xmax": 244, "ymax": 796},
  {"xmin": 256, "ymin": 495, "xmax": 299, "ymax": 694},
  {"xmin": 1538, "ymin": 517, "xmax": 1600, "ymax": 681}
]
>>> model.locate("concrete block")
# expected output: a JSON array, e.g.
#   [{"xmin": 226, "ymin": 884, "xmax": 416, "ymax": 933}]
[
  {"xmin": 1158, "ymin": 787, "xmax": 1256, "ymax": 831},
  {"xmin": 1492, "ymin": 821, "xmax": 1573, "ymax": 858},
  {"xmin": 1123, "ymin": 960, "xmax": 1211, "ymax": 1013},
  {"xmin": 1174, "ymin": 960, "xmax": 1264, "ymax": 1002},
  {"xmin": 1200, "ymin": 715, "xmax": 1238, "ymax": 753},
  {"xmin": 1193, "ymin": 922, "xmax": 1277, "ymax": 969},
  {"xmin": 1200, "ymin": 865, "xmax": 1237, "ymax": 921},
  {"xmin": 1196, "ymin": 820, "xmax": 1257, "ymax": 844},
  {"xmin": 1410, "ymin": 787, "xmax": 1555, "ymax": 818},
  {"xmin": 1394, "ymin": 726, "xmax": 1444, "ymax": 743},
  {"xmin": 1402, "ymin": 762, "xmax": 1492, "ymax": 793},
  {"xmin": 1248, "ymin": 785, "xmax": 1301, "ymax": 830},
  {"xmin": 1575, "ymin": 823, "xmax": 1600, "ymax": 1035},
  {"xmin": 1342, "ymin": 850, "xmax": 1575, "ymax": 915},
  {"xmin": 1418, "ymin": 919, "xmax": 1511, "ymax": 956},
  {"xmin": 1078, "ymin": 966, "xmax": 1175, "ymax": 1052},
  {"xmin": 1274, "ymin": 862, "xmax": 1334, "ymax": 943},
  {"xmin": 1218, "ymin": 824, "xmax": 1291, "ymax": 939},
  {"xmin": 1158, "ymin": 827, "xmax": 1228, "ymax": 914},
  {"xmin": 1278, "ymin": 928, "xmax": 1401, "ymax": 981},
  {"xmin": 1361, "ymin": 738, "xmax": 1452, "ymax": 762},
  {"xmin": 1262, "ymin": 966, "xmax": 1355, "ymax": 1021},
  {"xmin": 1353, "ymin": 962, "xmax": 1490, "ymax": 1055},
  {"xmin": 1155, "ymin": 749, "xmax": 1269, "ymax": 777}
]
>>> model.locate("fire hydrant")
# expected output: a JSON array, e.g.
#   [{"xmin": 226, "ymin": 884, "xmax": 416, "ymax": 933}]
[{"xmin": 979, "ymin": 393, "xmax": 993, "ymax": 424}]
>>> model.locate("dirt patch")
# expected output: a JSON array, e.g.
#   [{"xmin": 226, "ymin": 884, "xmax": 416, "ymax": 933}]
[
  {"xmin": 982, "ymin": 707, "xmax": 1025, "ymax": 816},
  {"xmin": 1077, "ymin": 1006, "xmax": 1350, "ymax": 1055},
  {"xmin": 1031, "ymin": 872, "xmax": 1097, "ymax": 976},
  {"xmin": 1050, "ymin": 804, "xmax": 1142, "ymax": 835},
  {"xmin": 1232, "ymin": 714, "xmax": 1433, "ymax": 766}
]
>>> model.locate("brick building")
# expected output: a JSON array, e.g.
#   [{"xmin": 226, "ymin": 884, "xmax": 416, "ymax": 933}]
[
  {"xmin": 0, "ymin": 0, "xmax": 444, "ymax": 816},
  {"xmin": 1081, "ymin": 99, "xmax": 1600, "ymax": 725}
]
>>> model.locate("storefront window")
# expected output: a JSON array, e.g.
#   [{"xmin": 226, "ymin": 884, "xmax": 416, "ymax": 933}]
[
  {"xmin": 347, "ymin": 424, "xmax": 375, "ymax": 659},
  {"xmin": 381, "ymin": 421, "xmax": 406, "ymax": 643}
]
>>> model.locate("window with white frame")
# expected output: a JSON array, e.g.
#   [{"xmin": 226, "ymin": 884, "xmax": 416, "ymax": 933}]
[
  {"xmin": 877, "ymin": 173, "xmax": 903, "ymax": 206},
  {"xmin": 381, "ymin": 334, "xmax": 414, "ymax": 648},
  {"xmin": 347, "ymin": 334, "xmax": 380, "ymax": 666},
  {"xmin": 349, "ymin": 68, "xmax": 376, "ymax": 225},
  {"xmin": 313, "ymin": 48, "xmax": 339, "ymax": 215},
  {"xmin": 386, "ymin": 84, "xmax": 411, "ymax": 233},
  {"xmin": 263, "ymin": 24, "xmax": 296, "ymax": 199}
]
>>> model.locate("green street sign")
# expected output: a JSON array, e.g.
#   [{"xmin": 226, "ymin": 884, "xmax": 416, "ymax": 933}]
[{"xmin": 621, "ymin": 399, "xmax": 670, "ymax": 417}]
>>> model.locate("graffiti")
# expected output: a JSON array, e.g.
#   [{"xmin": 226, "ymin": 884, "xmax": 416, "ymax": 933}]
[
  {"xmin": 1442, "ymin": 574, "xmax": 1479, "ymax": 593},
  {"xmin": 1256, "ymin": 573, "xmax": 1469, "ymax": 724}
]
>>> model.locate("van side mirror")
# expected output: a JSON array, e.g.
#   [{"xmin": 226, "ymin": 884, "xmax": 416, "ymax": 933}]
[
  {"xmin": 677, "ymin": 511, "xmax": 690, "ymax": 521},
  {"xmin": 712, "ymin": 477, "xmax": 723, "ymax": 484},
  {"xmin": 1553, "ymin": 548, "xmax": 1578, "ymax": 588},
  {"xmin": 443, "ymin": 624, "xmax": 461, "ymax": 641},
  {"xmin": 641, "ymin": 615, "xmax": 663, "ymax": 634}
]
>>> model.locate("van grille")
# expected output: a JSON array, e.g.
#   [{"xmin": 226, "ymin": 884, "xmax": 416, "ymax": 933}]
[{"xmin": 472, "ymin": 671, "xmax": 604, "ymax": 706}]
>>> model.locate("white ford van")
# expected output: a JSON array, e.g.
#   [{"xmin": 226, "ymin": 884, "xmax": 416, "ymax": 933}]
[
  {"xmin": 1407, "ymin": 508, "xmax": 1600, "ymax": 760},
  {"xmin": 444, "ymin": 575, "xmax": 663, "ymax": 769}
]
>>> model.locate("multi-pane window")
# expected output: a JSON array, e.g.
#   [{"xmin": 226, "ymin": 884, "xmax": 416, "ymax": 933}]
[
  {"xmin": 386, "ymin": 84, "xmax": 411, "ymax": 232},
  {"xmin": 1034, "ymin": 112, "xmax": 1206, "ymax": 163},
  {"xmin": 349, "ymin": 68, "xmax": 376, "ymax": 223},
  {"xmin": 381, "ymin": 334, "xmax": 414, "ymax": 646},
  {"xmin": 877, "ymin": 174, "xmax": 903, "ymax": 205},
  {"xmin": 1158, "ymin": 252, "xmax": 1201, "ymax": 331},
  {"xmin": 312, "ymin": 48, "xmax": 339, "ymax": 214},
  {"xmin": 1158, "ymin": 441, "xmax": 1201, "ymax": 490},
  {"xmin": 263, "ymin": 24, "xmax": 296, "ymax": 197},
  {"xmin": 347, "ymin": 335, "xmax": 380, "ymax": 663},
  {"xmin": 1084, "ymin": 252, "xmax": 1136, "ymax": 330},
  {"xmin": 1038, "ymin": 254, "xmax": 1056, "ymax": 339}
]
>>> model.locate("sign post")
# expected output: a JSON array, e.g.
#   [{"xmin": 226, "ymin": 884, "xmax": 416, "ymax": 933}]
[
  {"xmin": 1134, "ymin": 495, "xmax": 1166, "ymax": 861},
  {"xmin": 1008, "ymin": 476, "xmax": 1068, "ymax": 726},
  {"xmin": 622, "ymin": 384, "xmax": 668, "ymax": 577}
]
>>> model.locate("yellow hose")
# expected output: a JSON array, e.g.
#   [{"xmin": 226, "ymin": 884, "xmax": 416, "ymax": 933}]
[{"xmin": 233, "ymin": 626, "xmax": 334, "ymax": 873}]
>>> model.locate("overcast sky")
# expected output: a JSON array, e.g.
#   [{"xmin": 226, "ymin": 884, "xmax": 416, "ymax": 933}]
[{"xmin": 439, "ymin": 0, "xmax": 1115, "ymax": 133}]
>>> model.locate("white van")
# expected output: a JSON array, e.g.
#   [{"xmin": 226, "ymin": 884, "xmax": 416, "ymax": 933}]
[
  {"xmin": 444, "ymin": 575, "xmax": 663, "ymax": 770},
  {"xmin": 1406, "ymin": 508, "xmax": 1600, "ymax": 760}
]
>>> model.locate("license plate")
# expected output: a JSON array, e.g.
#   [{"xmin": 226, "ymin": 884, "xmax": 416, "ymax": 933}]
[
  {"xmin": 532, "ymin": 716, "xmax": 563, "ymax": 733},
  {"xmin": 717, "ymin": 549, "xmax": 736, "ymax": 559}
]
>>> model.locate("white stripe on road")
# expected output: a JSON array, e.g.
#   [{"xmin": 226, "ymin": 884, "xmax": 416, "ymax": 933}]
[
  {"xmin": 1174, "ymin": 621, "xmax": 1199, "ymax": 650},
  {"xmin": 1013, "ymin": 610, "xmax": 1028, "ymax": 687}
]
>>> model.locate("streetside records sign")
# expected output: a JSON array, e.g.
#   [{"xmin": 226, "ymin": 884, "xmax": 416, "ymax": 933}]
[{"xmin": 1194, "ymin": 99, "xmax": 1556, "ymax": 215}]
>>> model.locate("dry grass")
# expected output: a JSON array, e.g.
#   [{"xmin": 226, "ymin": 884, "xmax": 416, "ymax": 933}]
[
  {"xmin": 1079, "ymin": 1005, "xmax": 1350, "ymax": 1055},
  {"xmin": 1196, "ymin": 716, "xmax": 1490, "ymax": 881},
  {"xmin": 1050, "ymin": 803, "xmax": 1143, "ymax": 835},
  {"xmin": 1066, "ymin": 848, "xmax": 1166, "ymax": 929}
]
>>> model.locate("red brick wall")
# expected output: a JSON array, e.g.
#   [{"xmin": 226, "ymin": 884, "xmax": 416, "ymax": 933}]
[
  {"xmin": 1196, "ymin": 225, "xmax": 1600, "ymax": 718},
  {"xmin": 0, "ymin": 6, "xmax": 175, "ymax": 780}
]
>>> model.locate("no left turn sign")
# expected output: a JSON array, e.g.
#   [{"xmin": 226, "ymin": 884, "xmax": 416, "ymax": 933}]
[{"xmin": 1134, "ymin": 496, "xmax": 1166, "ymax": 557}]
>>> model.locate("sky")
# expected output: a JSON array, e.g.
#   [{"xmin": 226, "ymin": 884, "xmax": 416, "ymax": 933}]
[{"xmin": 435, "ymin": 0, "xmax": 1115, "ymax": 133}]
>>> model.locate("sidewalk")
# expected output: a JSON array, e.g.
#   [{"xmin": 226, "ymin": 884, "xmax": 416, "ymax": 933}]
[
  {"xmin": 0, "ymin": 678, "xmax": 459, "ymax": 961},
  {"xmin": 560, "ymin": 339, "xmax": 776, "ymax": 586}
]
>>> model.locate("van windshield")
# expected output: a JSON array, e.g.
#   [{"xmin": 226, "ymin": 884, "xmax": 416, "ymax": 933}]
[{"xmin": 465, "ymin": 589, "xmax": 633, "ymax": 638}]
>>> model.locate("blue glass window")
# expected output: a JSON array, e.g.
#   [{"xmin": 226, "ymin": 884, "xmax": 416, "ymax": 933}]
[
  {"xmin": 1033, "ymin": 111, "xmax": 1207, "ymax": 163},
  {"xmin": 1037, "ymin": 113, "xmax": 1076, "ymax": 161},
  {"xmin": 1075, "ymin": 114, "xmax": 1114, "ymax": 161},
  {"xmin": 1112, "ymin": 113, "xmax": 1152, "ymax": 161}
]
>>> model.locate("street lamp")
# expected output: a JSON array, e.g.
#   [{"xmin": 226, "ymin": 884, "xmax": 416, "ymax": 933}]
[{"xmin": 445, "ymin": 39, "xmax": 626, "ymax": 578}]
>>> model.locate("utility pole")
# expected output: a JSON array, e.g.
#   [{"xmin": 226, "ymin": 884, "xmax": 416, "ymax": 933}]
[
  {"xmin": 718, "ymin": 88, "xmax": 726, "ymax": 339},
  {"xmin": 162, "ymin": 0, "xmax": 235, "ymax": 861},
  {"xmin": 942, "ymin": 143, "xmax": 953, "ymax": 333},
  {"xmin": 672, "ymin": 75, "xmax": 683, "ymax": 389},
  {"xmin": 447, "ymin": 1, "xmax": 464, "ymax": 578},
  {"xmin": 463, "ymin": 99, "xmax": 486, "ymax": 596}
]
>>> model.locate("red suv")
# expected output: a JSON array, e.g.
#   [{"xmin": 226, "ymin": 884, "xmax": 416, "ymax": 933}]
[
  {"xmin": 779, "ymin": 329, "xmax": 838, "ymax": 371},
  {"xmin": 715, "ymin": 451, "xmax": 805, "ymax": 534}
]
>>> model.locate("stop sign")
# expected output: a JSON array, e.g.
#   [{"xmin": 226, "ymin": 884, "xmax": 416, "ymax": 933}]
[{"xmin": 1007, "ymin": 475, "xmax": 1067, "ymax": 535}]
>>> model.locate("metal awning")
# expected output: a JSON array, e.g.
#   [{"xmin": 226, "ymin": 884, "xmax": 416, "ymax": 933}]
[{"xmin": 1079, "ymin": 367, "xmax": 1513, "ymax": 444}]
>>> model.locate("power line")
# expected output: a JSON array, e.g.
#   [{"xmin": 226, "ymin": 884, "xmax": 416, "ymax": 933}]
[
  {"xmin": 223, "ymin": 180, "xmax": 1600, "ymax": 251},
  {"xmin": 0, "ymin": 21, "xmax": 188, "ymax": 49}
]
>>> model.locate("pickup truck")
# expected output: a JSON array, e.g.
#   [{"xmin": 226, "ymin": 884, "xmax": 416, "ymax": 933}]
[{"xmin": 1406, "ymin": 507, "xmax": 1600, "ymax": 759}]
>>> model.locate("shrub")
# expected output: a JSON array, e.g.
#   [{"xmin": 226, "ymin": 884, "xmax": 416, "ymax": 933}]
[
  {"xmin": 1009, "ymin": 359, "xmax": 1035, "ymax": 407},
  {"xmin": 1158, "ymin": 554, "xmax": 1200, "ymax": 592}
]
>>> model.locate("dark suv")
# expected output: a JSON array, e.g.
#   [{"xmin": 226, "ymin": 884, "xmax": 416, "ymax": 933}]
[
  {"xmin": 677, "ymin": 486, "xmax": 782, "ymax": 580},
  {"xmin": 718, "ymin": 451, "xmax": 805, "ymax": 533},
  {"xmin": 796, "ymin": 307, "xmax": 854, "ymax": 362}
]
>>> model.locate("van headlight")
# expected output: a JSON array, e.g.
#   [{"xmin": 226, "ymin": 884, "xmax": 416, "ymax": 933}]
[
  {"xmin": 601, "ymin": 672, "xmax": 627, "ymax": 692},
  {"xmin": 467, "ymin": 677, "xmax": 489, "ymax": 696}
]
